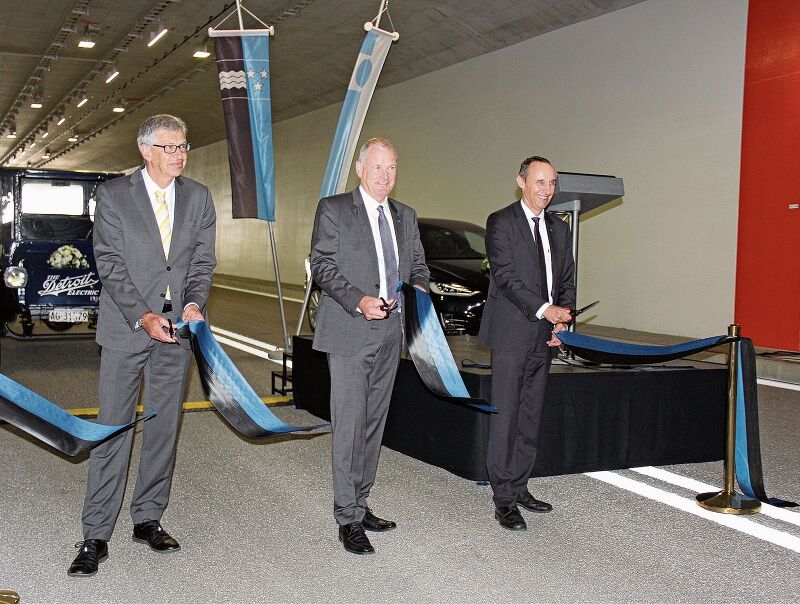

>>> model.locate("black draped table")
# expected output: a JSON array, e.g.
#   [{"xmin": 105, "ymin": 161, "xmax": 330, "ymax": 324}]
[{"xmin": 292, "ymin": 336, "xmax": 726, "ymax": 480}]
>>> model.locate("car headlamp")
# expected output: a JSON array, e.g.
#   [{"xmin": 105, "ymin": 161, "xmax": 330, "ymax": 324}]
[
  {"xmin": 4, "ymin": 266, "xmax": 28, "ymax": 288},
  {"xmin": 429, "ymin": 281, "xmax": 480, "ymax": 297}
]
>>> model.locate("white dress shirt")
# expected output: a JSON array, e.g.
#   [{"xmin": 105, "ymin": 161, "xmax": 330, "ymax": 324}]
[
  {"xmin": 141, "ymin": 166, "xmax": 175, "ymax": 230},
  {"xmin": 520, "ymin": 200, "xmax": 553, "ymax": 320},
  {"xmin": 139, "ymin": 167, "xmax": 198, "ymax": 314},
  {"xmin": 360, "ymin": 185, "xmax": 400, "ymax": 302}
]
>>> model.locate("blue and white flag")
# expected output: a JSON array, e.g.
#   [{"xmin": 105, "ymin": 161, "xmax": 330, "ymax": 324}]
[
  {"xmin": 212, "ymin": 32, "xmax": 276, "ymax": 221},
  {"xmin": 320, "ymin": 27, "xmax": 396, "ymax": 198}
]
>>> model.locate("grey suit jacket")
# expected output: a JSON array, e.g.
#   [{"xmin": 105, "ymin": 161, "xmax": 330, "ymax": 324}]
[
  {"xmin": 310, "ymin": 188, "xmax": 430, "ymax": 356},
  {"xmin": 478, "ymin": 201, "xmax": 575, "ymax": 352},
  {"xmin": 93, "ymin": 168, "xmax": 217, "ymax": 352}
]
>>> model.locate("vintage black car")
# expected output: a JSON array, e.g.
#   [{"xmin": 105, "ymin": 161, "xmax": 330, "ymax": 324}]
[
  {"xmin": 306, "ymin": 217, "xmax": 489, "ymax": 336},
  {"xmin": 0, "ymin": 168, "xmax": 120, "ymax": 337}
]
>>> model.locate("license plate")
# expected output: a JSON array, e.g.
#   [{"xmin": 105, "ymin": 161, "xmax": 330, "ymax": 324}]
[{"xmin": 48, "ymin": 308, "xmax": 89, "ymax": 322}]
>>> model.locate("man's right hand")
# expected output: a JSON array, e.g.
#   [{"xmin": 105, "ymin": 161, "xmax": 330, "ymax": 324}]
[
  {"xmin": 358, "ymin": 295, "xmax": 394, "ymax": 320},
  {"xmin": 140, "ymin": 311, "xmax": 178, "ymax": 343},
  {"xmin": 543, "ymin": 304, "xmax": 573, "ymax": 325}
]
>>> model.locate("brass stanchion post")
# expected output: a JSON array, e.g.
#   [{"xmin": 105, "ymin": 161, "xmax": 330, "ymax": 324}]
[
  {"xmin": 0, "ymin": 589, "xmax": 20, "ymax": 604},
  {"xmin": 696, "ymin": 324, "xmax": 761, "ymax": 514}
]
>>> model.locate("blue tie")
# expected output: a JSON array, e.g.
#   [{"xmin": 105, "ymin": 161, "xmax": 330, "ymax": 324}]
[{"xmin": 377, "ymin": 205, "xmax": 401, "ymax": 313}]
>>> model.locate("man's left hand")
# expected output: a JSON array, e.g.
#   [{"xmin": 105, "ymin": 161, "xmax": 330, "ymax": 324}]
[
  {"xmin": 547, "ymin": 322, "xmax": 568, "ymax": 347},
  {"xmin": 182, "ymin": 303, "xmax": 204, "ymax": 323}
]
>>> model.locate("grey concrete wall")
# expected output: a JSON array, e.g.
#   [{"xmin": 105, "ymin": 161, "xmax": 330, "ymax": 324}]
[{"xmin": 183, "ymin": 0, "xmax": 748, "ymax": 338}]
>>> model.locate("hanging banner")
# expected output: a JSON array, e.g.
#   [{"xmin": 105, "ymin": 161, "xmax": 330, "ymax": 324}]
[
  {"xmin": 319, "ymin": 26, "xmax": 396, "ymax": 198},
  {"xmin": 212, "ymin": 31, "xmax": 276, "ymax": 221}
]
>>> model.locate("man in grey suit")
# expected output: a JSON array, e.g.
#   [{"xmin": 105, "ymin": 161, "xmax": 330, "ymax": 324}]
[
  {"xmin": 478, "ymin": 156, "xmax": 575, "ymax": 531},
  {"xmin": 68, "ymin": 115, "xmax": 216, "ymax": 577},
  {"xmin": 310, "ymin": 137, "xmax": 429, "ymax": 555}
]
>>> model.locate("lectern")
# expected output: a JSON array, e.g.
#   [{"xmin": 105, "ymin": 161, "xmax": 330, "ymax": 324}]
[{"xmin": 547, "ymin": 172, "xmax": 624, "ymax": 329}]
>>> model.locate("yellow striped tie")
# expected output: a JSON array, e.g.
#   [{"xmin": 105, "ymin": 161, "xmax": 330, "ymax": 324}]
[
  {"xmin": 154, "ymin": 190, "xmax": 171, "ymax": 300},
  {"xmin": 154, "ymin": 190, "xmax": 171, "ymax": 258}
]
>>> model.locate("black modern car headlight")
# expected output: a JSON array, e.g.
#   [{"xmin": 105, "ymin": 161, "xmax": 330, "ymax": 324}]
[
  {"xmin": 4, "ymin": 266, "xmax": 28, "ymax": 288},
  {"xmin": 429, "ymin": 281, "xmax": 480, "ymax": 297}
]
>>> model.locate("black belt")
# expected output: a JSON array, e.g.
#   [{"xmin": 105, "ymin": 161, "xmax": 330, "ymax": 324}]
[{"xmin": 162, "ymin": 301, "xmax": 173, "ymax": 313}]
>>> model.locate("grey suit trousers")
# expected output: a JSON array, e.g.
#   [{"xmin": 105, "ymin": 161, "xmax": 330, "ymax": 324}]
[
  {"xmin": 81, "ymin": 341, "xmax": 192, "ymax": 540},
  {"xmin": 327, "ymin": 313, "xmax": 402, "ymax": 525}
]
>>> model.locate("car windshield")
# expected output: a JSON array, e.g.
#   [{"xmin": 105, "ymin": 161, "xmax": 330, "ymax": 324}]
[
  {"xmin": 17, "ymin": 177, "xmax": 96, "ymax": 241},
  {"xmin": 420, "ymin": 222, "xmax": 486, "ymax": 260}
]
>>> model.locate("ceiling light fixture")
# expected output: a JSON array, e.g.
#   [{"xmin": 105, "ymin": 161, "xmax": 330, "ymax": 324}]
[
  {"xmin": 105, "ymin": 64, "xmax": 120, "ymax": 83},
  {"xmin": 193, "ymin": 39, "xmax": 211, "ymax": 58},
  {"xmin": 56, "ymin": 114, "xmax": 66, "ymax": 126},
  {"xmin": 68, "ymin": 132, "xmax": 78, "ymax": 142},
  {"xmin": 148, "ymin": 20, "xmax": 168, "ymax": 47},
  {"xmin": 78, "ymin": 23, "xmax": 100, "ymax": 49},
  {"xmin": 42, "ymin": 130, "xmax": 49, "ymax": 138},
  {"xmin": 30, "ymin": 95, "xmax": 44, "ymax": 109},
  {"xmin": 77, "ymin": 97, "xmax": 88, "ymax": 107},
  {"xmin": 113, "ymin": 97, "xmax": 128, "ymax": 113},
  {"xmin": 42, "ymin": 148, "xmax": 51, "ymax": 159},
  {"xmin": 30, "ymin": 141, "xmax": 36, "ymax": 148}
]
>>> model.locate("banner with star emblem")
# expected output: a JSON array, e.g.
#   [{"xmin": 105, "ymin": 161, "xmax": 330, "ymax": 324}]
[
  {"xmin": 213, "ymin": 32, "xmax": 276, "ymax": 221},
  {"xmin": 319, "ymin": 26, "xmax": 396, "ymax": 198}
]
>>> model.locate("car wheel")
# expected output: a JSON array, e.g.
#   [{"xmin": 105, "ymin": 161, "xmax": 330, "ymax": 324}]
[
  {"xmin": 307, "ymin": 287, "xmax": 321, "ymax": 332},
  {"xmin": 42, "ymin": 320, "xmax": 74, "ymax": 332}
]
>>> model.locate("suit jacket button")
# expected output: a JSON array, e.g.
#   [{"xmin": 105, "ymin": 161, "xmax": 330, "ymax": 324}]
[
  {"xmin": 160, "ymin": 293, "xmax": 165, "ymax": 298},
  {"xmin": 375, "ymin": 284, "xmax": 380, "ymax": 289},
  {"xmin": 166, "ymin": 266, "xmax": 171, "ymax": 271}
]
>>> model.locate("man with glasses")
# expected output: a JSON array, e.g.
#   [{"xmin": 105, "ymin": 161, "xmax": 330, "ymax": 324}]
[{"xmin": 68, "ymin": 114, "xmax": 216, "ymax": 577}]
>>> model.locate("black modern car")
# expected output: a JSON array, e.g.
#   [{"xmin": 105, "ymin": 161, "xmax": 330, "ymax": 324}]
[{"xmin": 306, "ymin": 217, "xmax": 488, "ymax": 336}]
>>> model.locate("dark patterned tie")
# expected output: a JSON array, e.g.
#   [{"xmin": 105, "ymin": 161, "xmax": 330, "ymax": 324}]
[
  {"xmin": 532, "ymin": 216, "xmax": 548, "ymax": 298},
  {"xmin": 377, "ymin": 205, "xmax": 401, "ymax": 312}
]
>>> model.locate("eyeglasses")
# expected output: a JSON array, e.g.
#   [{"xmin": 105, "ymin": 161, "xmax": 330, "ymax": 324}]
[{"xmin": 151, "ymin": 143, "xmax": 191, "ymax": 154}]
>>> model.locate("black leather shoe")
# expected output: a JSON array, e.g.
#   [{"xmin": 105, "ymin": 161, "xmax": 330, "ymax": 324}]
[
  {"xmin": 338, "ymin": 522, "xmax": 375, "ymax": 555},
  {"xmin": 517, "ymin": 491, "xmax": 553, "ymax": 513},
  {"xmin": 362, "ymin": 507, "xmax": 396, "ymax": 532},
  {"xmin": 132, "ymin": 520, "xmax": 181, "ymax": 552},
  {"xmin": 67, "ymin": 539, "xmax": 108, "ymax": 577},
  {"xmin": 495, "ymin": 505, "xmax": 527, "ymax": 531}
]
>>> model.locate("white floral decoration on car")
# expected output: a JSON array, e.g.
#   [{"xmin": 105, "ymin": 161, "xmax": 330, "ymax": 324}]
[{"xmin": 47, "ymin": 244, "xmax": 90, "ymax": 269}]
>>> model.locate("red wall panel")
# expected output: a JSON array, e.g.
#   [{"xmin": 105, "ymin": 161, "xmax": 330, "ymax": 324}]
[{"xmin": 735, "ymin": 0, "xmax": 800, "ymax": 350}]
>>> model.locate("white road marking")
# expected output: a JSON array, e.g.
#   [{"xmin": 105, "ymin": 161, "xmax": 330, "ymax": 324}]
[
  {"xmin": 630, "ymin": 466, "xmax": 800, "ymax": 527},
  {"xmin": 209, "ymin": 326, "xmax": 292, "ymax": 368},
  {"xmin": 210, "ymin": 326, "xmax": 278, "ymax": 351},
  {"xmin": 757, "ymin": 378, "xmax": 800, "ymax": 391},
  {"xmin": 585, "ymin": 471, "xmax": 800, "ymax": 553},
  {"xmin": 212, "ymin": 334, "xmax": 274, "ymax": 361},
  {"xmin": 212, "ymin": 283, "xmax": 304, "ymax": 303}
]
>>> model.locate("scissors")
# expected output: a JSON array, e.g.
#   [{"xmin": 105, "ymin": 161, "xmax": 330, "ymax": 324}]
[{"xmin": 571, "ymin": 300, "xmax": 599, "ymax": 317}]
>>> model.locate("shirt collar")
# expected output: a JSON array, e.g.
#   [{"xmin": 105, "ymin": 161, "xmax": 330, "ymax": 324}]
[
  {"xmin": 142, "ymin": 166, "xmax": 175, "ymax": 198},
  {"xmin": 520, "ymin": 199, "xmax": 545, "ymax": 223},
  {"xmin": 360, "ymin": 185, "xmax": 388, "ymax": 213}
]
